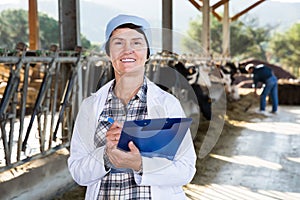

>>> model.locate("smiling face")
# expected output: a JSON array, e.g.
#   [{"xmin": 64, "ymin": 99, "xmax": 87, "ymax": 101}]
[{"xmin": 108, "ymin": 27, "xmax": 148, "ymax": 78}]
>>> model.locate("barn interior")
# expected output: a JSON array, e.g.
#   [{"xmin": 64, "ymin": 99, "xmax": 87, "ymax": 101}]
[{"xmin": 0, "ymin": 1, "xmax": 300, "ymax": 199}]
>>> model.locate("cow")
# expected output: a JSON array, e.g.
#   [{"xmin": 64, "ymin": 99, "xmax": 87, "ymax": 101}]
[
  {"xmin": 173, "ymin": 62, "xmax": 212, "ymax": 120},
  {"xmin": 211, "ymin": 62, "xmax": 240, "ymax": 101}
]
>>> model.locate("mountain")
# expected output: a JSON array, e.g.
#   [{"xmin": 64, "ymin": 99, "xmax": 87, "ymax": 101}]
[
  {"xmin": 244, "ymin": 1, "xmax": 300, "ymax": 31},
  {"xmin": 79, "ymin": 1, "xmax": 300, "ymax": 43},
  {"xmin": 0, "ymin": 1, "xmax": 299, "ymax": 43}
]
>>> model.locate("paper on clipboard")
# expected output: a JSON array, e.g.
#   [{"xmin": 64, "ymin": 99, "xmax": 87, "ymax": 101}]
[{"xmin": 117, "ymin": 117, "xmax": 192, "ymax": 160}]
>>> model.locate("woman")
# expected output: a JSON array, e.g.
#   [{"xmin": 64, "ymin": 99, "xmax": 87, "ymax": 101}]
[{"xmin": 68, "ymin": 14, "xmax": 197, "ymax": 199}]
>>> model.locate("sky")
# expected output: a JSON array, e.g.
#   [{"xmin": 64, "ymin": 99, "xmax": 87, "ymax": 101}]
[{"xmin": 1, "ymin": 0, "xmax": 300, "ymax": 45}]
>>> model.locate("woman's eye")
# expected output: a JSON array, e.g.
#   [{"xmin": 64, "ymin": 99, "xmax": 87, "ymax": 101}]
[
  {"xmin": 133, "ymin": 41, "xmax": 145, "ymax": 47},
  {"xmin": 111, "ymin": 39, "xmax": 124, "ymax": 46},
  {"xmin": 114, "ymin": 41, "xmax": 123, "ymax": 45}
]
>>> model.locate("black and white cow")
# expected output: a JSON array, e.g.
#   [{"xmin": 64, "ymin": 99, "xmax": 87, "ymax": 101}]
[
  {"xmin": 173, "ymin": 62, "xmax": 212, "ymax": 120},
  {"xmin": 211, "ymin": 62, "xmax": 240, "ymax": 101}
]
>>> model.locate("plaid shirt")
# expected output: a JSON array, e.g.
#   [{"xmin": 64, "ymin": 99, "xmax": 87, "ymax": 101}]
[{"xmin": 94, "ymin": 78, "xmax": 151, "ymax": 199}]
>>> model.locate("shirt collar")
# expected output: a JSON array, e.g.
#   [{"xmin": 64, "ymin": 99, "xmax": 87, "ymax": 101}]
[
  {"xmin": 107, "ymin": 77, "xmax": 147, "ymax": 103},
  {"xmin": 136, "ymin": 77, "xmax": 147, "ymax": 103}
]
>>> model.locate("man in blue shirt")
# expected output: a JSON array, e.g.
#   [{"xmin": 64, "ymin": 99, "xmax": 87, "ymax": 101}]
[{"xmin": 245, "ymin": 63, "xmax": 278, "ymax": 113}]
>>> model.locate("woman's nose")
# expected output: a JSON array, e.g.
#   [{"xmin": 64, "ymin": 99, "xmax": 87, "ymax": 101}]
[{"xmin": 123, "ymin": 42, "xmax": 134, "ymax": 54}]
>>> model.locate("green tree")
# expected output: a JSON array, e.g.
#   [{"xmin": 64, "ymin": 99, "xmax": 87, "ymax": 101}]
[
  {"xmin": 181, "ymin": 16, "xmax": 203, "ymax": 54},
  {"xmin": 270, "ymin": 23, "xmax": 300, "ymax": 77},
  {"xmin": 0, "ymin": 9, "xmax": 91, "ymax": 50},
  {"xmin": 182, "ymin": 14, "xmax": 271, "ymax": 61},
  {"xmin": 0, "ymin": 9, "xmax": 28, "ymax": 49},
  {"xmin": 38, "ymin": 12, "xmax": 59, "ymax": 49},
  {"xmin": 239, "ymin": 17, "xmax": 271, "ymax": 61},
  {"xmin": 81, "ymin": 34, "xmax": 91, "ymax": 50}
]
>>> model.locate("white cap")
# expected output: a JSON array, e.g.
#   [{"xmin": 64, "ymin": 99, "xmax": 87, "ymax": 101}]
[
  {"xmin": 245, "ymin": 63, "xmax": 255, "ymax": 71},
  {"xmin": 104, "ymin": 14, "xmax": 153, "ymax": 55}
]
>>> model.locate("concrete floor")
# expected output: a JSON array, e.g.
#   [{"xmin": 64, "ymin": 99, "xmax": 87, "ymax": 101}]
[
  {"xmin": 185, "ymin": 105, "xmax": 300, "ymax": 200},
  {"xmin": 53, "ymin": 105, "xmax": 300, "ymax": 200}
]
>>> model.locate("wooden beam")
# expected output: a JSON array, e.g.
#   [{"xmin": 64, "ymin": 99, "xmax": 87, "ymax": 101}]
[
  {"xmin": 189, "ymin": 0, "xmax": 223, "ymax": 21},
  {"xmin": 211, "ymin": 10, "xmax": 222, "ymax": 21},
  {"xmin": 188, "ymin": 0, "xmax": 266, "ymax": 22},
  {"xmin": 188, "ymin": 0, "xmax": 202, "ymax": 11},
  {"xmin": 222, "ymin": 1, "xmax": 230, "ymax": 58},
  {"xmin": 210, "ymin": 0, "xmax": 230, "ymax": 21},
  {"xmin": 28, "ymin": 0, "xmax": 39, "ymax": 50},
  {"xmin": 231, "ymin": 0, "xmax": 266, "ymax": 21},
  {"xmin": 211, "ymin": 0, "xmax": 230, "ymax": 10},
  {"xmin": 202, "ymin": 0, "xmax": 210, "ymax": 56}
]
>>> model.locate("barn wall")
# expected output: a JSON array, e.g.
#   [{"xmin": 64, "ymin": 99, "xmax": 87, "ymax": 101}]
[
  {"xmin": 278, "ymin": 83, "xmax": 300, "ymax": 105},
  {"xmin": 0, "ymin": 148, "xmax": 74, "ymax": 200}
]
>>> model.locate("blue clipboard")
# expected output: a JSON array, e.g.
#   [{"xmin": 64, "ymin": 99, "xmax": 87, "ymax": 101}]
[{"xmin": 117, "ymin": 117, "xmax": 192, "ymax": 160}]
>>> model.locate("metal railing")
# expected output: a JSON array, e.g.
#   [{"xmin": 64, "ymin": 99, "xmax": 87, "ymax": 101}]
[
  {"xmin": 0, "ymin": 48, "xmax": 220, "ymax": 172},
  {"xmin": 0, "ymin": 48, "xmax": 115, "ymax": 171}
]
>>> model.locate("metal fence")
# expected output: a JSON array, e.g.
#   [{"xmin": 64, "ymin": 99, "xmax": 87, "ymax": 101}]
[
  {"xmin": 0, "ymin": 49, "xmax": 219, "ymax": 172},
  {"xmin": 0, "ymin": 49, "xmax": 110, "ymax": 171}
]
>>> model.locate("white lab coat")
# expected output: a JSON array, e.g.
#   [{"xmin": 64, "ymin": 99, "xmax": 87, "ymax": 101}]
[{"xmin": 68, "ymin": 78, "xmax": 197, "ymax": 200}]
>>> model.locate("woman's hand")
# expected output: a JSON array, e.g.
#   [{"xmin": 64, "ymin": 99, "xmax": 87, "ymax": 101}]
[
  {"xmin": 105, "ymin": 121, "xmax": 122, "ymax": 147},
  {"xmin": 105, "ymin": 122, "xmax": 142, "ymax": 171}
]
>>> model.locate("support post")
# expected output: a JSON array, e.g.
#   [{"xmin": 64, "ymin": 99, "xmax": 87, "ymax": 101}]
[
  {"xmin": 162, "ymin": 0, "xmax": 173, "ymax": 52},
  {"xmin": 222, "ymin": 1, "xmax": 230, "ymax": 58},
  {"xmin": 28, "ymin": 0, "xmax": 39, "ymax": 50},
  {"xmin": 202, "ymin": 0, "xmax": 210, "ymax": 57},
  {"xmin": 58, "ymin": 0, "xmax": 81, "ymax": 50}
]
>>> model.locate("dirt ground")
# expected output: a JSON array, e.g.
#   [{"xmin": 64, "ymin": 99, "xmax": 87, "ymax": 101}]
[
  {"xmin": 184, "ymin": 92, "xmax": 300, "ymax": 200},
  {"xmin": 53, "ymin": 91, "xmax": 300, "ymax": 200}
]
